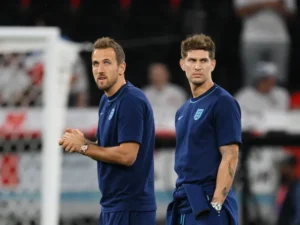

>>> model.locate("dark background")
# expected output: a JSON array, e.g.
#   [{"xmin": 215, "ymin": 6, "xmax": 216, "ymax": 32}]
[{"xmin": 1, "ymin": 0, "xmax": 300, "ymax": 106}]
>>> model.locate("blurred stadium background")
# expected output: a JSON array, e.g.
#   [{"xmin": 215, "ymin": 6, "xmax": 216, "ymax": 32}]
[{"xmin": 1, "ymin": 0, "xmax": 300, "ymax": 225}]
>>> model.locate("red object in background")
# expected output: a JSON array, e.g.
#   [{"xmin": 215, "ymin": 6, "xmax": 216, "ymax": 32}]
[
  {"xmin": 70, "ymin": 0, "xmax": 81, "ymax": 9},
  {"xmin": 170, "ymin": 0, "xmax": 181, "ymax": 10},
  {"xmin": 20, "ymin": 0, "xmax": 31, "ymax": 8},
  {"xmin": 0, "ymin": 113, "xmax": 25, "ymax": 130},
  {"xmin": 0, "ymin": 112, "xmax": 28, "ymax": 139},
  {"xmin": 290, "ymin": 91, "xmax": 300, "ymax": 109},
  {"xmin": 286, "ymin": 92, "xmax": 300, "ymax": 178},
  {"xmin": 276, "ymin": 185, "xmax": 288, "ymax": 212},
  {"xmin": 28, "ymin": 62, "xmax": 44, "ymax": 86},
  {"xmin": 120, "ymin": 0, "xmax": 131, "ymax": 10},
  {"xmin": 1, "ymin": 154, "xmax": 19, "ymax": 187}
]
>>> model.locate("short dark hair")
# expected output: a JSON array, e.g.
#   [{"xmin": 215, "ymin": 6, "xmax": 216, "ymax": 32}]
[
  {"xmin": 93, "ymin": 37, "xmax": 125, "ymax": 65},
  {"xmin": 181, "ymin": 34, "xmax": 216, "ymax": 60}
]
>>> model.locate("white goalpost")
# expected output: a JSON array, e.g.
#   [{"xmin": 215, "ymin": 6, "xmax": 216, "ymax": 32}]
[{"xmin": 0, "ymin": 27, "xmax": 78, "ymax": 225}]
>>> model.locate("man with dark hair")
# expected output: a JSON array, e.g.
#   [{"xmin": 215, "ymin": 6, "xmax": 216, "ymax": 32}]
[{"xmin": 166, "ymin": 34, "xmax": 242, "ymax": 225}]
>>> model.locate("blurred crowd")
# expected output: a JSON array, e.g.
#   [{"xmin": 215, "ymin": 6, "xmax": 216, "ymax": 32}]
[
  {"xmin": 1, "ymin": 0, "xmax": 300, "ymax": 104},
  {"xmin": 1, "ymin": 0, "xmax": 300, "ymax": 225}
]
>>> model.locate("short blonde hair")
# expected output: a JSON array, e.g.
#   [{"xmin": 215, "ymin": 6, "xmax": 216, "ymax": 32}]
[
  {"xmin": 93, "ymin": 37, "xmax": 125, "ymax": 65},
  {"xmin": 181, "ymin": 34, "xmax": 216, "ymax": 60}
]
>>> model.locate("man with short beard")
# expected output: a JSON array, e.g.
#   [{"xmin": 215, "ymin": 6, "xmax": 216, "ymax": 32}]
[{"xmin": 59, "ymin": 37, "xmax": 156, "ymax": 225}]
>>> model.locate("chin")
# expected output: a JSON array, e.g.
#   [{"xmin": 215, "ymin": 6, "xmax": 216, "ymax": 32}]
[
  {"xmin": 97, "ymin": 80, "xmax": 109, "ymax": 90},
  {"xmin": 98, "ymin": 84, "xmax": 110, "ymax": 91},
  {"xmin": 191, "ymin": 79, "xmax": 205, "ymax": 86}
]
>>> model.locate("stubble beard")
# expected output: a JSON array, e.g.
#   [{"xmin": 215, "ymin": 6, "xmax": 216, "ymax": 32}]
[{"xmin": 97, "ymin": 76, "xmax": 118, "ymax": 92}]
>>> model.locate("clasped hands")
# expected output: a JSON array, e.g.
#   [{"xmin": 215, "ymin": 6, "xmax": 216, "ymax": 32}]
[{"xmin": 58, "ymin": 128, "xmax": 86, "ymax": 153}]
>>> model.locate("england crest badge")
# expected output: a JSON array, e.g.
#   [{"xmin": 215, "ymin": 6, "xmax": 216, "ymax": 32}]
[{"xmin": 194, "ymin": 109, "xmax": 204, "ymax": 120}]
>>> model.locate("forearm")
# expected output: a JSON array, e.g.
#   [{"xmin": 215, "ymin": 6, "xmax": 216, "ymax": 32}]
[
  {"xmin": 59, "ymin": 129, "xmax": 137, "ymax": 166},
  {"xmin": 213, "ymin": 156, "xmax": 238, "ymax": 204},
  {"xmin": 84, "ymin": 144, "xmax": 133, "ymax": 166}
]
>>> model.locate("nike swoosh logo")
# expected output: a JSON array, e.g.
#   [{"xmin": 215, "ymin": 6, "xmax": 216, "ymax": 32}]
[
  {"xmin": 100, "ymin": 112, "xmax": 104, "ymax": 116},
  {"xmin": 178, "ymin": 116, "xmax": 183, "ymax": 120}
]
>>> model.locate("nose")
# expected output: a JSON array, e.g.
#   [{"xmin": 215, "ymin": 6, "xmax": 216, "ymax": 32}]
[
  {"xmin": 96, "ymin": 64, "xmax": 104, "ymax": 73},
  {"xmin": 195, "ymin": 61, "xmax": 202, "ymax": 70}
]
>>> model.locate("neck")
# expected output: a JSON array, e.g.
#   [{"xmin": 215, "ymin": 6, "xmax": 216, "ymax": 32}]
[
  {"xmin": 191, "ymin": 79, "xmax": 214, "ymax": 98},
  {"xmin": 105, "ymin": 77, "xmax": 126, "ymax": 97}
]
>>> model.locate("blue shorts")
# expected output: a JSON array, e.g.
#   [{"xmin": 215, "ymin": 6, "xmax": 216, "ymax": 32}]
[
  {"xmin": 99, "ymin": 211, "xmax": 156, "ymax": 225},
  {"xmin": 169, "ymin": 209, "xmax": 230, "ymax": 225}
]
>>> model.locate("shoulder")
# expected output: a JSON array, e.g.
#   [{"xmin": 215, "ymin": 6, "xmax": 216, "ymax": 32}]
[
  {"xmin": 214, "ymin": 86, "xmax": 241, "ymax": 111},
  {"xmin": 120, "ymin": 85, "xmax": 149, "ymax": 108},
  {"xmin": 127, "ymin": 84, "xmax": 148, "ymax": 100},
  {"xmin": 215, "ymin": 86, "xmax": 237, "ymax": 101}
]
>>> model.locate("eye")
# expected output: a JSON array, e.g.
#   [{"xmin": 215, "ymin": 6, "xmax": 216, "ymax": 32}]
[
  {"xmin": 92, "ymin": 61, "xmax": 99, "ymax": 67},
  {"xmin": 104, "ymin": 60, "xmax": 111, "ymax": 65}
]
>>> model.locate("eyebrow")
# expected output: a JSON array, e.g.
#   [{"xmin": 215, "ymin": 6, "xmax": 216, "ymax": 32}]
[
  {"xmin": 92, "ymin": 58, "xmax": 111, "ymax": 63},
  {"xmin": 188, "ymin": 57, "xmax": 208, "ymax": 61}
]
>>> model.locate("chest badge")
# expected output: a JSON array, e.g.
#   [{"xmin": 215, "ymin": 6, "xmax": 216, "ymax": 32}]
[
  {"xmin": 108, "ymin": 108, "xmax": 115, "ymax": 120},
  {"xmin": 194, "ymin": 109, "xmax": 204, "ymax": 120}
]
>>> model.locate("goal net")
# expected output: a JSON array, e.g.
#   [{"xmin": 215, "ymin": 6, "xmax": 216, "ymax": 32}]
[{"xmin": 0, "ymin": 27, "xmax": 87, "ymax": 225}]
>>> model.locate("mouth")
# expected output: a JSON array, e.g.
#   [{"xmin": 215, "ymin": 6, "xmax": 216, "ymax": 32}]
[
  {"xmin": 97, "ymin": 76, "xmax": 107, "ymax": 81},
  {"xmin": 192, "ymin": 73, "xmax": 203, "ymax": 78}
]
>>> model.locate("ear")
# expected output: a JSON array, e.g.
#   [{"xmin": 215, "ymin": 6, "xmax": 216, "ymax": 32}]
[
  {"xmin": 179, "ymin": 59, "xmax": 185, "ymax": 71},
  {"xmin": 118, "ymin": 62, "xmax": 126, "ymax": 75},
  {"xmin": 211, "ymin": 59, "xmax": 216, "ymax": 72}
]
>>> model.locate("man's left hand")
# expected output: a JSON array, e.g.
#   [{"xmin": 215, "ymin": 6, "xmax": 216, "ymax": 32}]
[{"xmin": 59, "ymin": 128, "xmax": 86, "ymax": 153}]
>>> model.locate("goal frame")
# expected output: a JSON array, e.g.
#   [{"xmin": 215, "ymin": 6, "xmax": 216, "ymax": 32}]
[{"xmin": 0, "ymin": 27, "xmax": 63, "ymax": 225}]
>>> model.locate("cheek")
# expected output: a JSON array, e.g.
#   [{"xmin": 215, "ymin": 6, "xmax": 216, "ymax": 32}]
[
  {"xmin": 92, "ymin": 68, "xmax": 97, "ymax": 75},
  {"xmin": 205, "ymin": 65, "xmax": 212, "ymax": 72},
  {"xmin": 184, "ymin": 64, "xmax": 191, "ymax": 72},
  {"xmin": 92, "ymin": 72, "xmax": 97, "ymax": 80}
]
